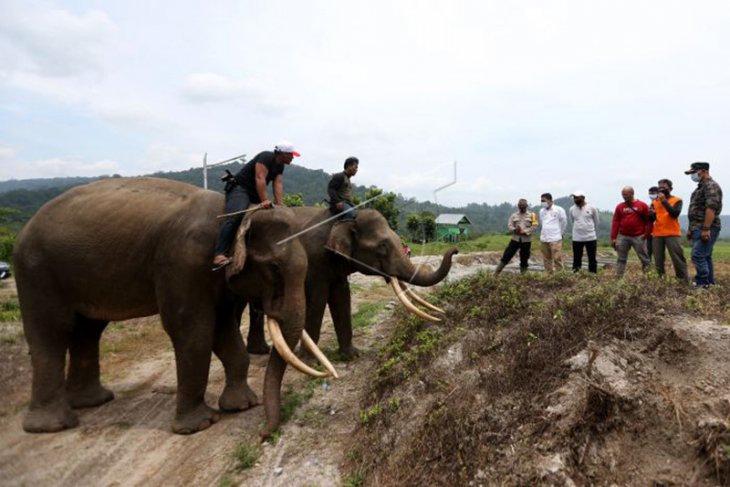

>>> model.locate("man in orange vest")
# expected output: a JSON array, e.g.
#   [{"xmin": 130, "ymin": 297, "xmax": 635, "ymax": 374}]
[{"xmin": 648, "ymin": 178, "xmax": 689, "ymax": 282}]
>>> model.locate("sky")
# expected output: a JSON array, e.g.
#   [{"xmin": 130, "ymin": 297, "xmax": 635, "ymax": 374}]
[{"xmin": 0, "ymin": 0, "xmax": 728, "ymax": 212}]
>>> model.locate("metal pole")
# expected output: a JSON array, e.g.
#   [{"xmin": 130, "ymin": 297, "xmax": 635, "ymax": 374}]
[{"xmin": 203, "ymin": 152, "xmax": 208, "ymax": 189}]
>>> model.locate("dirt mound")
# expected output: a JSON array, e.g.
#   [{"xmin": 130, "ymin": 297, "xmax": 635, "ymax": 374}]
[{"xmin": 346, "ymin": 272, "xmax": 730, "ymax": 486}]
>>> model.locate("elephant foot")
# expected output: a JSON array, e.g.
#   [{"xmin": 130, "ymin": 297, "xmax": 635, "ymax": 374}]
[
  {"xmin": 23, "ymin": 403, "xmax": 79, "ymax": 433},
  {"xmin": 67, "ymin": 384, "xmax": 115, "ymax": 409},
  {"xmin": 219, "ymin": 383, "xmax": 259, "ymax": 412},
  {"xmin": 172, "ymin": 404, "xmax": 221, "ymax": 435},
  {"xmin": 246, "ymin": 341, "xmax": 271, "ymax": 355},
  {"xmin": 338, "ymin": 345, "xmax": 361, "ymax": 361}
]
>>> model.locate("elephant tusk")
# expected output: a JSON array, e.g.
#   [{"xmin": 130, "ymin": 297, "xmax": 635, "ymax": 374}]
[
  {"xmin": 266, "ymin": 318, "xmax": 329, "ymax": 378},
  {"xmin": 390, "ymin": 278, "xmax": 441, "ymax": 322},
  {"xmin": 300, "ymin": 331, "xmax": 339, "ymax": 379},
  {"xmin": 400, "ymin": 280, "xmax": 445, "ymax": 314}
]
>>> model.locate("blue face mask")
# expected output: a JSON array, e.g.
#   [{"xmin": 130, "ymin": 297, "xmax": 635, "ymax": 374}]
[
  {"xmin": 649, "ymin": 194, "xmax": 658, "ymax": 200},
  {"xmin": 691, "ymin": 173, "xmax": 701, "ymax": 183}
]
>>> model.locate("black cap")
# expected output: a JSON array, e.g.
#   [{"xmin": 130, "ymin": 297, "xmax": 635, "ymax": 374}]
[{"xmin": 685, "ymin": 162, "xmax": 710, "ymax": 174}]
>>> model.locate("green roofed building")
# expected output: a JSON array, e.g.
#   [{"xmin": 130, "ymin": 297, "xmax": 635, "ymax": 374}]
[{"xmin": 435, "ymin": 213, "xmax": 472, "ymax": 242}]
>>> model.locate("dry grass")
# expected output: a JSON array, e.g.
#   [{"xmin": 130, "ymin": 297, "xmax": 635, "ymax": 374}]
[{"xmin": 346, "ymin": 269, "xmax": 730, "ymax": 485}]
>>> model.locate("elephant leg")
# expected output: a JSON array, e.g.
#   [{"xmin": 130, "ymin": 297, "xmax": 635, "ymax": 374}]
[
  {"xmin": 328, "ymin": 278, "xmax": 360, "ymax": 359},
  {"xmin": 159, "ymin": 304, "xmax": 220, "ymax": 435},
  {"xmin": 246, "ymin": 298, "xmax": 270, "ymax": 354},
  {"xmin": 22, "ymin": 307, "xmax": 79, "ymax": 433},
  {"xmin": 301, "ymin": 284, "xmax": 329, "ymax": 362},
  {"xmin": 66, "ymin": 316, "xmax": 115, "ymax": 409},
  {"xmin": 213, "ymin": 303, "xmax": 259, "ymax": 412}
]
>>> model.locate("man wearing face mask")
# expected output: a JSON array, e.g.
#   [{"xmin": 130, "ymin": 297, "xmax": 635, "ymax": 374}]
[
  {"xmin": 646, "ymin": 186, "xmax": 659, "ymax": 264},
  {"xmin": 685, "ymin": 162, "xmax": 723, "ymax": 288},
  {"xmin": 539, "ymin": 193, "xmax": 567, "ymax": 273},
  {"xmin": 648, "ymin": 179, "xmax": 688, "ymax": 282},
  {"xmin": 568, "ymin": 190, "xmax": 600, "ymax": 273},
  {"xmin": 610, "ymin": 186, "xmax": 651, "ymax": 278},
  {"xmin": 495, "ymin": 198, "xmax": 537, "ymax": 274}
]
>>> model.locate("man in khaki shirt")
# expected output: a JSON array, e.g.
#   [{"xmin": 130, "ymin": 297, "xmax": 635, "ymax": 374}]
[{"xmin": 496, "ymin": 198, "xmax": 537, "ymax": 274}]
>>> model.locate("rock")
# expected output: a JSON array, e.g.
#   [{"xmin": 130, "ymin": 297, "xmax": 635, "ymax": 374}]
[{"xmin": 274, "ymin": 467, "xmax": 283, "ymax": 476}]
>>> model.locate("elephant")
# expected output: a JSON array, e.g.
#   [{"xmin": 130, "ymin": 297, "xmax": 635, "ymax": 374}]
[
  {"xmin": 13, "ymin": 177, "xmax": 334, "ymax": 437},
  {"xmin": 246, "ymin": 207, "xmax": 457, "ymax": 359}
]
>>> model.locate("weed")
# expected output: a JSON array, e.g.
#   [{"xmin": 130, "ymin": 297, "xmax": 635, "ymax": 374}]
[
  {"xmin": 359, "ymin": 403, "xmax": 383, "ymax": 425},
  {"xmin": 217, "ymin": 475, "xmax": 236, "ymax": 487},
  {"xmin": 233, "ymin": 442, "xmax": 260, "ymax": 471},
  {"xmin": 342, "ymin": 469, "xmax": 364, "ymax": 487},
  {"xmin": 352, "ymin": 301, "xmax": 387, "ymax": 329}
]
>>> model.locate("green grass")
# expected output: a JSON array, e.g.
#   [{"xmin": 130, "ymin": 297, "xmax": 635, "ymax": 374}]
[
  {"xmin": 408, "ymin": 234, "xmax": 730, "ymax": 262},
  {"xmin": 0, "ymin": 299, "xmax": 21, "ymax": 322},
  {"xmin": 352, "ymin": 302, "xmax": 387, "ymax": 329},
  {"xmin": 233, "ymin": 442, "xmax": 260, "ymax": 471}
]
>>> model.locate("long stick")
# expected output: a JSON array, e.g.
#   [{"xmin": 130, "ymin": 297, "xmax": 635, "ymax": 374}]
[{"xmin": 216, "ymin": 204, "xmax": 263, "ymax": 219}]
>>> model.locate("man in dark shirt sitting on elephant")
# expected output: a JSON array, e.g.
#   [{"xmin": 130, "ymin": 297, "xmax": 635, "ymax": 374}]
[
  {"xmin": 212, "ymin": 142, "xmax": 300, "ymax": 270},
  {"xmin": 327, "ymin": 156, "xmax": 359, "ymax": 221}
]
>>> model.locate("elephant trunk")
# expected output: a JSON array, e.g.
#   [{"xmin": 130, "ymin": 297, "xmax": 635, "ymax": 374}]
[
  {"xmin": 260, "ymin": 284, "xmax": 337, "ymax": 439},
  {"xmin": 394, "ymin": 248, "xmax": 458, "ymax": 287}
]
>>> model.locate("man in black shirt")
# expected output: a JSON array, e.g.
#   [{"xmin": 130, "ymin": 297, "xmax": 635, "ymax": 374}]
[
  {"xmin": 212, "ymin": 142, "xmax": 300, "ymax": 269},
  {"xmin": 327, "ymin": 157, "xmax": 359, "ymax": 221}
]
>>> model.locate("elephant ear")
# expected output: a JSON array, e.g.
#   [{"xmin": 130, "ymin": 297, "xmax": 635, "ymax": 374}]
[
  {"xmin": 225, "ymin": 216, "xmax": 253, "ymax": 279},
  {"xmin": 326, "ymin": 220, "xmax": 356, "ymax": 259}
]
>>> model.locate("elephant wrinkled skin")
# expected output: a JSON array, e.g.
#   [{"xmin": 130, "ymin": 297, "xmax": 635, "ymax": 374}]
[
  {"xmin": 250, "ymin": 207, "xmax": 457, "ymax": 359},
  {"xmin": 13, "ymin": 177, "xmax": 309, "ymax": 436}
]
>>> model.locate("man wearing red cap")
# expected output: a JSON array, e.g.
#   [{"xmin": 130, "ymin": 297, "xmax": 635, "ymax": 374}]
[{"xmin": 212, "ymin": 142, "xmax": 300, "ymax": 269}]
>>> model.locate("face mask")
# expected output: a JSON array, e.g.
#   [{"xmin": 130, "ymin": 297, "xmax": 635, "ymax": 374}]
[
  {"xmin": 649, "ymin": 194, "xmax": 658, "ymax": 201},
  {"xmin": 660, "ymin": 188, "xmax": 670, "ymax": 196},
  {"xmin": 541, "ymin": 202, "xmax": 548, "ymax": 209},
  {"xmin": 623, "ymin": 197, "xmax": 633, "ymax": 204},
  {"xmin": 691, "ymin": 173, "xmax": 701, "ymax": 183}
]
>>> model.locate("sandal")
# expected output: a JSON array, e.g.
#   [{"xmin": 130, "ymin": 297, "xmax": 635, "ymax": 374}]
[{"xmin": 211, "ymin": 256, "xmax": 232, "ymax": 271}]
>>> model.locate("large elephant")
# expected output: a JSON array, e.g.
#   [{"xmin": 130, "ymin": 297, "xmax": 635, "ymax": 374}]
[
  {"xmin": 247, "ymin": 207, "xmax": 457, "ymax": 358},
  {"xmin": 13, "ymin": 177, "xmax": 333, "ymax": 437}
]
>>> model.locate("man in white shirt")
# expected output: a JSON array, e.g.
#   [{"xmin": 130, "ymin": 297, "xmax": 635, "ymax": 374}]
[
  {"xmin": 539, "ymin": 192, "xmax": 567, "ymax": 273},
  {"xmin": 569, "ymin": 190, "xmax": 600, "ymax": 273}
]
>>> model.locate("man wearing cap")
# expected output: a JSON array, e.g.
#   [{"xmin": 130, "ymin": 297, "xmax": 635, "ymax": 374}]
[
  {"xmin": 569, "ymin": 190, "xmax": 600, "ymax": 273},
  {"xmin": 328, "ymin": 156, "xmax": 359, "ymax": 221},
  {"xmin": 648, "ymin": 179, "xmax": 688, "ymax": 282},
  {"xmin": 212, "ymin": 142, "xmax": 300, "ymax": 269},
  {"xmin": 685, "ymin": 162, "xmax": 723, "ymax": 288},
  {"xmin": 495, "ymin": 198, "xmax": 537, "ymax": 274},
  {"xmin": 610, "ymin": 186, "xmax": 651, "ymax": 278},
  {"xmin": 539, "ymin": 193, "xmax": 567, "ymax": 273}
]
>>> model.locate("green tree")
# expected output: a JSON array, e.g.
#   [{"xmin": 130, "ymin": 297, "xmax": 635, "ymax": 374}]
[
  {"xmin": 361, "ymin": 187, "xmax": 399, "ymax": 231},
  {"xmin": 283, "ymin": 192, "xmax": 304, "ymax": 207},
  {"xmin": 406, "ymin": 213, "xmax": 421, "ymax": 240},
  {"xmin": 0, "ymin": 207, "xmax": 18, "ymax": 261}
]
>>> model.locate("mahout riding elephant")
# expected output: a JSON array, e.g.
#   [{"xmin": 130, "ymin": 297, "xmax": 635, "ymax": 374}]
[
  {"xmin": 246, "ymin": 207, "xmax": 457, "ymax": 359},
  {"xmin": 13, "ymin": 177, "xmax": 334, "ymax": 437}
]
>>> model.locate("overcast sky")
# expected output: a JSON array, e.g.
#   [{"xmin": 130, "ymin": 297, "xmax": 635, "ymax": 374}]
[{"xmin": 0, "ymin": 0, "xmax": 728, "ymax": 211}]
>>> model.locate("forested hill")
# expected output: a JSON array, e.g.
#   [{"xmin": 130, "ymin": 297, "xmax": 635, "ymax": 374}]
[{"xmin": 0, "ymin": 163, "xmax": 727, "ymax": 237}]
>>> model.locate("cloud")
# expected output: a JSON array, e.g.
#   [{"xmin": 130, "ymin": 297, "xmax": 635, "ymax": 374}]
[
  {"xmin": 0, "ymin": 144, "xmax": 16, "ymax": 161},
  {"xmin": 0, "ymin": 155, "xmax": 120, "ymax": 180},
  {"xmin": 0, "ymin": 1, "xmax": 117, "ymax": 77}
]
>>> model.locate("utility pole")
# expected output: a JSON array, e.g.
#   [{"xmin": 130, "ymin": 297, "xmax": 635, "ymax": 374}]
[{"xmin": 203, "ymin": 153, "xmax": 246, "ymax": 189}]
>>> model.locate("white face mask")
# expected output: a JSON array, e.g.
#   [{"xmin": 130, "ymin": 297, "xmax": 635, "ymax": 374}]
[
  {"xmin": 649, "ymin": 194, "xmax": 658, "ymax": 200},
  {"xmin": 541, "ymin": 201, "xmax": 548, "ymax": 209},
  {"xmin": 691, "ymin": 173, "xmax": 701, "ymax": 183}
]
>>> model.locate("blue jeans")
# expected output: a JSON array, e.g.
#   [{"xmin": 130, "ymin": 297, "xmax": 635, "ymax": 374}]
[
  {"xmin": 331, "ymin": 202, "xmax": 358, "ymax": 221},
  {"xmin": 214, "ymin": 185, "xmax": 252, "ymax": 255},
  {"xmin": 691, "ymin": 226, "xmax": 720, "ymax": 286}
]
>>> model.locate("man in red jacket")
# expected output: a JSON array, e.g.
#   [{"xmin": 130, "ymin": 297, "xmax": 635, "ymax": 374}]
[{"xmin": 611, "ymin": 186, "xmax": 651, "ymax": 278}]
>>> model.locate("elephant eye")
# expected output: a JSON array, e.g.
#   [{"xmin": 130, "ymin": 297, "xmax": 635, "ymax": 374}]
[{"xmin": 376, "ymin": 242, "xmax": 388, "ymax": 257}]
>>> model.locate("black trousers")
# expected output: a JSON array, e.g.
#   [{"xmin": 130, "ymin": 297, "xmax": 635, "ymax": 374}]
[
  {"xmin": 500, "ymin": 240, "xmax": 531, "ymax": 269},
  {"xmin": 572, "ymin": 240, "xmax": 598, "ymax": 273}
]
